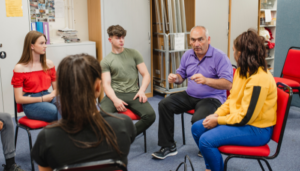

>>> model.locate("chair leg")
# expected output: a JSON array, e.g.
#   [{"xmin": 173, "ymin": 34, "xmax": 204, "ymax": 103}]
[
  {"xmin": 261, "ymin": 158, "xmax": 272, "ymax": 171},
  {"xmin": 26, "ymin": 129, "xmax": 35, "ymax": 171},
  {"xmin": 257, "ymin": 159, "xmax": 265, "ymax": 171},
  {"xmin": 223, "ymin": 156, "xmax": 234, "ymax": 171},
  {"xmin": 181, "ymin": 113, "xmax": 186, "ymax": 145},
  {"xmin": 14, "ymin": 126, "xmax": 19, "ymax": 148},
  {"xmin": 143, "ymin": 131, "xmax": 147, "ymax": 153}
]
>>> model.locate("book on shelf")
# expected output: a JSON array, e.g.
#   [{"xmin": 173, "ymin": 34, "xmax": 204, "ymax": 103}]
[
  {"xmin": 43, "ymin": 22, "xmax": 50, "ymax": 44},
  {"xmin": 36, "ymin": 22, "xmax": 44, "ymax": 34},
  {"xmin": 31, "ymin": 22, "xmax": 36, "ymax": 31}
]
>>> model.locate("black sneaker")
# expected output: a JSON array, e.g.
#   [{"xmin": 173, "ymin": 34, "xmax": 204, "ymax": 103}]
[
  {"xmin": 3, "ymin": 164, "xmax": 25, "ymax": 171},
  {"xmin": 198, "ymin": 151, "xmax": 203, "ymax": 157},
  {"xmin": 152, "ymin": 145, "xmax": 178, "ymax": 159}
]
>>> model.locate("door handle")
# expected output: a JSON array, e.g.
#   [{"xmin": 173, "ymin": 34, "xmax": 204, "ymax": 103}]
[{"xmin": 0, "ymin": 51, "xmax": 6, "ymax": 59}]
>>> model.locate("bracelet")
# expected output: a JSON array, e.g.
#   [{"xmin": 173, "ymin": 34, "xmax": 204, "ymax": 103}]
[{"xmin": 41, "ymin": 96, "xmax": 43, "ymax": 102}]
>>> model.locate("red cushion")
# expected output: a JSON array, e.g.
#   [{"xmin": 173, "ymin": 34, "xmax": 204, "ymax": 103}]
[
  {"xmin": 282, "ymin": 49, "xmax": 300, "ymax": 83},
  {"xmin": 18, "ymin": 116, "xmax": 50, "ymax": 129},
  {"xmin": 118, "ymin": 109, "xmax": 140, "ymax": 120},
  {"xmin": 274, "ymin": 77, "xmax": 300, "ymax": 87},
  {"xmin": 218, "ymin": 144, "xmax": 270, "ymax": 157}
]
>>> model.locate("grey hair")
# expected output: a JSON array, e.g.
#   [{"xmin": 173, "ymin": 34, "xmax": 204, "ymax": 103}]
[{"xmin": 190, "ymin": 26, "xmax": 209, "ymax": 39}]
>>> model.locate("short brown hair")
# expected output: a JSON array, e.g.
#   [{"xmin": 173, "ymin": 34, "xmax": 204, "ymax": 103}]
[
  {"xmin": 234, "ymin": 29, "xmax": 267, "ymax": 78},
  {"xmin": 107, "ymin": 25, "xmax": 127, "ymax": 37}
]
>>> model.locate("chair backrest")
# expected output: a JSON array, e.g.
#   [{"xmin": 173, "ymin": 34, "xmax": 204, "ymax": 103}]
[
  {"xmin": 269, "ymin": 83, "xmax": 293, "ymax": 158},
  {"xmin": 13, "ymin": 95, "xmax": 20, "ymax": 123},
  {"xmin": 226, "ymin": 66, "xmax": 237, "ymax": 97},
  {"xmin": 54, "ymin": 159, "xmax": 127, "ymax": 171},
  {"xmin": 282, "ymin": 47, "xmax": 300, "ymax": 83}
]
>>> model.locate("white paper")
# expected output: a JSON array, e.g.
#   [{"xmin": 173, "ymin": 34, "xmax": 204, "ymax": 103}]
[
  {"xmin": 31, "ymin": 23, "xmax": 36, "ymax": 31},
  {"xmin": 44, "ymin": 26, "xmax": 48, "ymax": 39},
  {"xmin": 55, "ymin": 0, "xmax": 64, "ymax": 18},
  {"xmin": 174, "ymin": 33, "xmax": 185, "ymax": 50},
  {"xmin": 265, "ymin": 10, "xmax": 272, "ymax": 22}
]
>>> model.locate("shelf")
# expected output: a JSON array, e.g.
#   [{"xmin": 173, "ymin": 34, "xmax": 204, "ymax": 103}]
[
  {"xmin": 260, "ymin": 9, "xmax": 277, "ymax": 11},
  {"xmin": 260, "ymin": 25, "xmax": 276, "ymax": 27},
  {"xmin": 265, "ymin": 57, "xmax": 274, "ymax": 60}
]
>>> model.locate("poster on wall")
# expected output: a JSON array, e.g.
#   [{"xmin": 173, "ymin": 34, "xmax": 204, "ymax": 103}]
[{"xmin": 30, "ymin": 0, "xmax": 55, "ymax": 22}]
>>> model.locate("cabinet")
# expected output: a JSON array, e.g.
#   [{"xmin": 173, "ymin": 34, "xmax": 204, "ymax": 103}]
[
  {"xmin": 258, "ymin": 0, "xmax": 277, "ymax": 75},
  {"xmin": 46, "ymin": 41, "xmax": 96, "ymax": 92},
  {"xmin": 46, "ymin": 41, "xmax": 96, "ymax": 68}
]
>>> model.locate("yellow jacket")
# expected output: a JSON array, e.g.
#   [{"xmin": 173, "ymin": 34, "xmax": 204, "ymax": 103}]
[{"xmin": 216, "ymin": 67, "xmax": 277, "ymax": 128}]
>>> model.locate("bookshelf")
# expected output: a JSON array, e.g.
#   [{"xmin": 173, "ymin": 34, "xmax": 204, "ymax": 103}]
[{"xmin": 258, "ymin": 0, "xmax": 277, "ymax": 75}]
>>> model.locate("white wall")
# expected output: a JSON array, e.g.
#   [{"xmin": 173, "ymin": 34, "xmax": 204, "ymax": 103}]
[
  {"xmin": 73, "ymin": 0, "xmax": 89, "ymax": 41},
  {"xmin": 195, "ymin": 0, "xmax": 229, "ymax": 56},
  {"xmin": 101, "ymin": 0, "xmax": 152, "ymax": 94},
  {"xmin": 49, "ymin": 0, "xmax": 89, "ymax": 43}
]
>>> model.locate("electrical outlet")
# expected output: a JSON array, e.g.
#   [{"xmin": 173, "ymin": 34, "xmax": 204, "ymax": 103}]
[{"xmin": 156, "ymin": 69, "xmax": 160, "ymax": 75}]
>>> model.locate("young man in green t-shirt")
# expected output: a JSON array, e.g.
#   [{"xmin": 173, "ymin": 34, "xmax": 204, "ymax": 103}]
[{"xmin": 100, "ymin": 25, "xmax": 156, "ymax": 135}]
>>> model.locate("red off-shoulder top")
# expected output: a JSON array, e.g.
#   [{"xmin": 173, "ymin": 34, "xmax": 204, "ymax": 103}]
[{"xmin": 11, "ymin": 67, "xmax": 56, "ymax": 93}]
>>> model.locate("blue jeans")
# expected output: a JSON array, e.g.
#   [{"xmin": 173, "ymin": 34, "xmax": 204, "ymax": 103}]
[
  {"xmin": 191, "ymin": 119, "xmax": 273, "ymax": 171},
  {"xmin": 22, "ymin": 90, "xmax": 60, "ymax": 122}
]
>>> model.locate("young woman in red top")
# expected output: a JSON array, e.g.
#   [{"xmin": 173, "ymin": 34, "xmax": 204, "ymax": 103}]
[{"xmin": 11, "ymin": 31, "xmax": 59, "ymax": 122}]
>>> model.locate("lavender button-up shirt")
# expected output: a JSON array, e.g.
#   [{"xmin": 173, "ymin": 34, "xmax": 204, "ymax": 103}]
[{"xmin": 176, "ymin": 45, "xmax": 233, "ymax": 104}]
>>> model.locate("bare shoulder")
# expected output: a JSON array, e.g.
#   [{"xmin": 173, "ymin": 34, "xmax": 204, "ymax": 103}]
[
  {"xmin": 46, "ymin": 59, "xmax": 55, "ymax": 68},
  {"xmin": 14, "ymin": 64, "xmax": 27, "ymax": 72}
]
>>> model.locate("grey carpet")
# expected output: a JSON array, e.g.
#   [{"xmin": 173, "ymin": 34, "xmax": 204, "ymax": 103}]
[{"xmin": 1, "ymin": 93, "xmax": 300, "ymax": 171}]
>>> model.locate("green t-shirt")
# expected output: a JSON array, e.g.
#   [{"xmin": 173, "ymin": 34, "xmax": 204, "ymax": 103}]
[{"xmin": 101, "ymin": 48, "xmax": 144, "ymax": 93}]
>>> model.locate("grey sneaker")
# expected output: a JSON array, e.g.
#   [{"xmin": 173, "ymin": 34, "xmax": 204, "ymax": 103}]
[
  {"xmin": 3, "ymin": 164, "xmax": 25, "ymax": 171},
  {"xmin": 152, "ymin": 144, "xmax": 178, "ymax": 159},
  {"xmin": 198, "ymin": 151, "xmax": 203, "ymax": 157}
]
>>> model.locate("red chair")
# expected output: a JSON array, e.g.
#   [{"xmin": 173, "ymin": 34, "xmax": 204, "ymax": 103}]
[
  {"xmin": 218, "ymin": 82, "xmax": 293, "ymax": 171},
  {"xmin": 14, "ymin": 98, "xmax": 51, "ymax": 171},
  {"xmin": 54, "ymin": 159, "xmax": 127, "ymax": 171},
  {"xmin": 118, "ymin": 109, "xmax": 147, "ymax": 153},
  {"xmin": 274, "ymin": 47, "xmax": 300, "ymax": 95},
  {"xmin": 181, "ymin": 66, "xmax": 237, "ymax": 145}
]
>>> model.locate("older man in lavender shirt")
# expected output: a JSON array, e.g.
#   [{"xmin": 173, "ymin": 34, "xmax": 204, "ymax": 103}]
[{"xmin": 152, "ymin": 26, "xmax": 233, "ymax": 159}]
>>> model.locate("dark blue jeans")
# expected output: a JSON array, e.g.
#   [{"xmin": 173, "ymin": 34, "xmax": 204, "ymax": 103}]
[
  {"xmin": 22, "ymin": 90, "xmax": 60, "ymax": 122},
  {"xmin": 191, "ymin": 119, "xmax": 273, "ymax": 171}
]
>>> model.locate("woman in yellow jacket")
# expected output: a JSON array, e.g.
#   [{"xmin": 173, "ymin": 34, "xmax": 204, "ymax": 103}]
[{"xmin": 191, "ymin": 29, "xmax": 277, "ymax": 171}]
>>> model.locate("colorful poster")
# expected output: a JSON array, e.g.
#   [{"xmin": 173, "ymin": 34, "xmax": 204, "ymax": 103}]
[{"xmin": 30, "ymin": 0, "xmax": 55, "ymax": 22}]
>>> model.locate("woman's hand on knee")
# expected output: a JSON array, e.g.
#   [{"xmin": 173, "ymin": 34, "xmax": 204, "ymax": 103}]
[
  {"xmin": 42, "ymin": 94, "xmax": 55, "ymax": 102},
  {"xmin": 203, "ymin": 115, "xmax": 218, "ymax": 129}
]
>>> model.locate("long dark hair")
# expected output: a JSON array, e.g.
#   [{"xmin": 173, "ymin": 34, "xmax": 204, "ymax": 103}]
[
  {"xmin": 18, "ymin": 31, "xmax": 48, "ymax": 72},
  {"xmin": 234, "ymin": 29, "xmax": 267, "ymax": 78},
  {"xmin": 53, "ymin": 54, "xmax": 121, "ymax": 155}
]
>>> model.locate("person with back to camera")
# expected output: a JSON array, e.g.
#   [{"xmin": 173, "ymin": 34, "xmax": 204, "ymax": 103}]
[
  {"xmin": 31, "ymin": 54, "xmax": 136, "ymax": 171},
  {"xmin": 152, "ymin": 26, "xmax": 233, "ymax": 159},
  {"xmin": 191, "ymin": 29, "xmax": 277, "ymax": 171},
  {"xmin": 101, "ymin": 25, "xmax": 156, "ymax": 136},
  {"xmin": 11, "ymin": 31, "xmax": 59, "ymax": 122},
  {"xmin": 0, "ymin": 112, "xmax": 25, "ymax": 171}
]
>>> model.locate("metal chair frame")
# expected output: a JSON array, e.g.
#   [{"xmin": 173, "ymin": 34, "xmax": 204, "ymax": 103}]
[
  {"xmin": 54, "ymin": 159, "xmax": 127, "ymax": 171},
  {"xmin": 14, "ymin": 97, "xmax": 48, "ymax": 171},
  {"xmin": 220, "ymin": 83, "xmax": 293, "ymax": 171}
]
